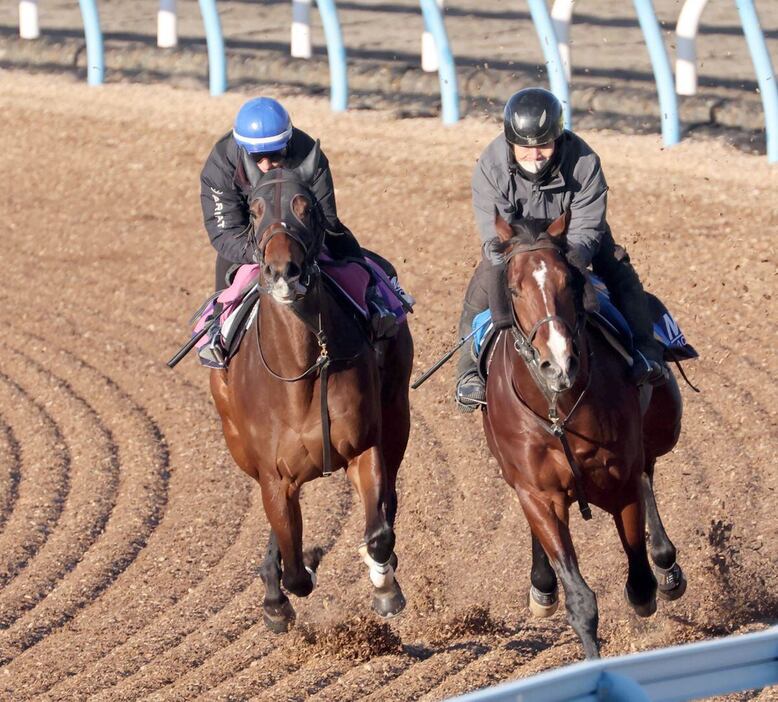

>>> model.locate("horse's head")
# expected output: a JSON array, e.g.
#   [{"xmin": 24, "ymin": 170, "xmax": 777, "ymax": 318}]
[
  {"xmin": 495, "ymin": 211, "xmax": 585, "ymax": 394},
  {"xmin": 242, "ymin": 142, "xmax": 324, "ymax": 304}
]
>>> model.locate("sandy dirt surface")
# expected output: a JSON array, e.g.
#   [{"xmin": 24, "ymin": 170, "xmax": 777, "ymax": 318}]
[{"xmin": 1, "ymin": 71, "xmax": 776, "ymax": 701}]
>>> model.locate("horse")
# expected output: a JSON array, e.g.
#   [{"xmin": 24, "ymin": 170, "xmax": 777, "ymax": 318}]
[
  {"xmin": 482, "ymin": 212, "xmax": 687, "ymax": 658},
  {"xmin": 209, "ymin": 142, "xmax": 413, "ymax": 632}
]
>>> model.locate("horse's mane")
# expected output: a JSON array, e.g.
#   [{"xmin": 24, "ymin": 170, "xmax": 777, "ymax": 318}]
[
  {"xmin": 495, "ymin": 217, "xmax": 565, "ymax": 255},
  {"xmin": 497, "ymin": 217, "xmax": 596, "ymax": 313}
]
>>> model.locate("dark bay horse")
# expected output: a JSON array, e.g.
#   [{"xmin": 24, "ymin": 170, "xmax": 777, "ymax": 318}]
[
  {"xmin": 483, "ymin": 213, "xmax": 686, "ymax": 658},
  {"xmin": 210, "ymin": 143, "xmax": 413, "ymax": 631}
]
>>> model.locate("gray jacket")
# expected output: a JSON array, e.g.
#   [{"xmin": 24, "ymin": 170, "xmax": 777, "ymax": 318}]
[{"xmin": 471, "ymin": 130, "xmax": 609, "ymax": 268}]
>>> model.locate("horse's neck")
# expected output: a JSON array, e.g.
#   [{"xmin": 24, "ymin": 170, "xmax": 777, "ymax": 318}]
[{"xmin": 259, "ymin": 287, "xmax": 326, "ymax": 374}]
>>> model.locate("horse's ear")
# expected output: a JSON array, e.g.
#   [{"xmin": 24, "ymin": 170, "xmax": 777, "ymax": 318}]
[
  {"xmin": 241, "ymin": 148, "xmax": 262, "ymax": 190},
  {"xmin": 547, "ymin": 210, "xmax": 570, "ymax": 238},
  {"xmin": 296, "ymin": 139, "xmax": 321, "ymax": 183},
  {"xmin": 494, "ymin": 211, "xmax": 513, "ymax": 242}
]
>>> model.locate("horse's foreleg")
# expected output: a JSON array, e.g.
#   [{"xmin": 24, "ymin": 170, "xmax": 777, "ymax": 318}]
[
  {"xmin": 258, "ymin": 478, "xmax": 316, "ymax": 598},
  {"xmin": 529, "ymin": 533, "xmax": 559, "ymax": 617},
  {"xmin": 519, "ymin": 490, "xmax": 599, "ymax": 659},
  {"xmin": 640, "ymin": 463, "xmax": 686, "ymax": 601},
  {"xmin": 348, "ymin": 447, "xmax": 406, "ymax": 619},
  {"xmin": 259, "ymin": 529, "xmax": 296, "ymax": 633},
  {"xmin": 613, "ymin": 491, "xmax": 657, "ymax": 617}
]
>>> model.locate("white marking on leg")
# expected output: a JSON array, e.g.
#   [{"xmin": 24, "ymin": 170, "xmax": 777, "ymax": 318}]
[{"xmin": 358, "ymin": 543, "xmax": 395, "ymax": 590}]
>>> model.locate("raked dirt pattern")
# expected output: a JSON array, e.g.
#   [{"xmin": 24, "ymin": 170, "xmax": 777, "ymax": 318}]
[{"xmin": 1, "ymin": 72, "xmax": 776, "ymax": 701}]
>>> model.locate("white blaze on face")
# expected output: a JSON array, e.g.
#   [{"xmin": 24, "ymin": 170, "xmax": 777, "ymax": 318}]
[{"xmin": 532, "ymin": 260, "xmax": 569, "ymax": 371}]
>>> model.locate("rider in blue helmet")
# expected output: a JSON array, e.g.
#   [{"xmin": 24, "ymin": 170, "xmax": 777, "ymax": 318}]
[{"xmin": 201, "ymin": 96, "xmax": 371, "ymax": 290}]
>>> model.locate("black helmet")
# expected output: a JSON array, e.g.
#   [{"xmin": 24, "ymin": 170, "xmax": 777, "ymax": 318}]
[{"xmin": 503, "ymin": 88, "xmax": 564, "ymax": 147}]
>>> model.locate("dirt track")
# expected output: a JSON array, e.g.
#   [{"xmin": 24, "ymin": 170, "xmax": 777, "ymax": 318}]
[{"xmin": 1, "ymin": 72, "xmax": 777, "ymax": 701}]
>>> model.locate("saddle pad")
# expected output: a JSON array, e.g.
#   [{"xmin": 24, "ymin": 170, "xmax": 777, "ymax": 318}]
[
  {"xmin": 189, "ymin": 254, "xmax": 410, "ymax": 368},
  {"xmin": 319, "ymin": 253, "xmax": 408, "ymax": 323}
]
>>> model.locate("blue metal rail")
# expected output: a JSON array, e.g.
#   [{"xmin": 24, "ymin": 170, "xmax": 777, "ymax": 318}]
[{"xmin": 446, "ymin": 627, "xmax": 778, "ymax": 702}]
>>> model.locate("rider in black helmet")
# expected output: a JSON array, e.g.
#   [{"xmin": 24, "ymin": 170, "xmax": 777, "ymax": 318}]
[{"xmin": 455, "ymin": 87, "xmax": 668, "ymax": 412}]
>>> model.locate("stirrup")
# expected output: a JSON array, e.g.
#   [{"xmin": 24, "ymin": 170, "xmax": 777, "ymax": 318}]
[
  {"xmin": 631, "ymin": 351, "xmax": 668, "ymax": 387},
  {"xmin": 455, "ymin": 371, "xmax": 486, "ymax": 413}
]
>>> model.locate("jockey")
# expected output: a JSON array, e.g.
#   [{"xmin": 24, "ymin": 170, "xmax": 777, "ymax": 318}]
[
  {"xmin": 455, "ymin": 87, "xmax": 669, "ymax": 412},
  {"xmin": 199, "ymin": 96, "xmax": 395, "ymax": 336}
]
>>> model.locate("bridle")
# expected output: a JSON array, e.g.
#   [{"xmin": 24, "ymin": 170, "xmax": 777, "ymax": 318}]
[
  {"xmin": 503, "ymin": 237, "xmax": 593, "ymax": 520},
  {"xmin": 503, "ymin": 239, "xmax": 585, "ymax": 388},
  {"xmin": 247, "ymin": 170, "xmax": 324, "ymax": 293},
  {"xmin": 245, "ymin": 168, "xmax": 339, "ymax": 477}
]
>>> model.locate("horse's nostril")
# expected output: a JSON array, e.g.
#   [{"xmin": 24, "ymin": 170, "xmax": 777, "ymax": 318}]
[
  {"xmin": 540, "ymin": 360, "xmax": 560, "ymax": 379},
  {"xmin": 284, "ymin": 262, "xmax": 301, "ymax": 280}
]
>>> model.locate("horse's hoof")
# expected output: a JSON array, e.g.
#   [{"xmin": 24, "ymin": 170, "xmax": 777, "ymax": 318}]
[
  {"xmin": 624, "ymin": 586, "xmax": 657, "ymax": 618},
  {"xmin": 528, "ymin": 585, "xmax": 559, "ymax": 618},
  {"xmin": 655, "ymin": 563, "xmax": 687, "ymax": 602},
  {"xmin": 263, "ymin": 599, "xmax": 296, "ymax": 634},
  {"xmin": 372, "ymin": 581, "xmax": 406, "ymax": 619}
]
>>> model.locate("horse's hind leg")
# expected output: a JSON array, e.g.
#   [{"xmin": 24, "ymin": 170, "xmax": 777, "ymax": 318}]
[
  {"xmin": 529, "ymin": 533, "xmax": 559, "ymax": 617},
  {"xmin": 613, "ymin": 491, "xmax": 657, "ymax": 617},
  {"xmin": 348, "ymin": 446, "xmax": 405, "ymax": 619},
  {"xmin": 641, "ymin": 461, "xmax": 687, "ymax": 601},
  {"xmin": 520, "ymin": 491, "xmax": 599, "ymax": 659},
  {"xmin": 259, "ymin": 529, "xmax": 296, "ymax": 633}
]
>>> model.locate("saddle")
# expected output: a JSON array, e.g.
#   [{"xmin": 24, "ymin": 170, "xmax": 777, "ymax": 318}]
[
  {"xmin": 191, "ymin": 253, "xmax": 412, "ymax": 369},
  {"xmin": 472, "ymin": 276, "xmax": 697, "ymax": 381}
]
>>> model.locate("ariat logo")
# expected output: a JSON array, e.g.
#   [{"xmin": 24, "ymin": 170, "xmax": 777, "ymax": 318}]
[{"xmin": 210, "ymin": 187, "xmax": 225, "ymax": 229}]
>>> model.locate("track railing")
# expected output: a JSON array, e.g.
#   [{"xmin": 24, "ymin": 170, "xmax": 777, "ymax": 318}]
[
  {"xmin": 445, "ymin": 627, "xmax": 778, "ymax": 702},
  {"xmin": 17, "ymin": 1, "xmax": 778, "ymax": 158}
]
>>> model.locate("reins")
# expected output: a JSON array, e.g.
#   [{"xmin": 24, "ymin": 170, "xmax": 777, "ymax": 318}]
[
  {"xmin": 505, "ymin": 238, "xmax": 594, "ymax": 520},
  {"xmin": 253, "ymin": 269, "xmax": 337, "ymax": 477}
]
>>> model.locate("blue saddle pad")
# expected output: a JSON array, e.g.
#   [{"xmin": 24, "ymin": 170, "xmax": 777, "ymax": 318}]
[{"xmin": 471, "ymin": 276, "xmax": 695, "ymax": 360}]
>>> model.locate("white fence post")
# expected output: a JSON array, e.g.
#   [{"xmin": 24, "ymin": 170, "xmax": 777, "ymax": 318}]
[
  {"xmin": 676, "ymin": 0, "xmax": 709, "ymax": 95},
  {"xmin": 421, "ymin": 0, "xmax": 444, "ymax": 72},
  {"xmin": 551, "ymin": 0, "xmax": 575, "ymax": 83},
  {"xmin": 291, "ymin": 0, "xmax": 313, "ymax": 59},
  {"xmin": 19, "ymin": 0, "xmax": 40, "ymax": 40},
  {"xmin": 158, "ymin": 0, "xmax": 178, "ymax": 48}
]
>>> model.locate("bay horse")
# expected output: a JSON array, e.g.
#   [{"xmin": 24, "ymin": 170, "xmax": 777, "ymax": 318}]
[
  {"xmin": 209, "ymin": 142, "xmax": 413, "ymax": 631},
  {"xmin": 483, "ymin": 212, "xmax": 687, "ymax": 658}
]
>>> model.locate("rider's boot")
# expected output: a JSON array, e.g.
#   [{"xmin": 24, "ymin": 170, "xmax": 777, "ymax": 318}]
[
  {"xmin": 367, "ymin": 284, "xmax": 398, "ymax": 339},
  {"xmin": 455, "ymin": 329, "xmax": 485, "ymax": 412},
  {"xmin": 607, "ymin": 259, "xmax": 669, "ymax": 387},
  {"xmin": 454, "ymin": 264, "xmax": 491, "ymax": 412}
]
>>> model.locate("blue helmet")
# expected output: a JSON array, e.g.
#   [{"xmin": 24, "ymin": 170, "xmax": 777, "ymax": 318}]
[{"xmin": 232, "ymin": 97, "xmax": 293, "ymax": 154}]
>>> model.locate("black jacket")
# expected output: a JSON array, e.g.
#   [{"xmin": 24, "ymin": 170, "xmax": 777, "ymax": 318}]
[{"xmin": 200, "ymin": 127, "xmax": 339, "ymax": 263}]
